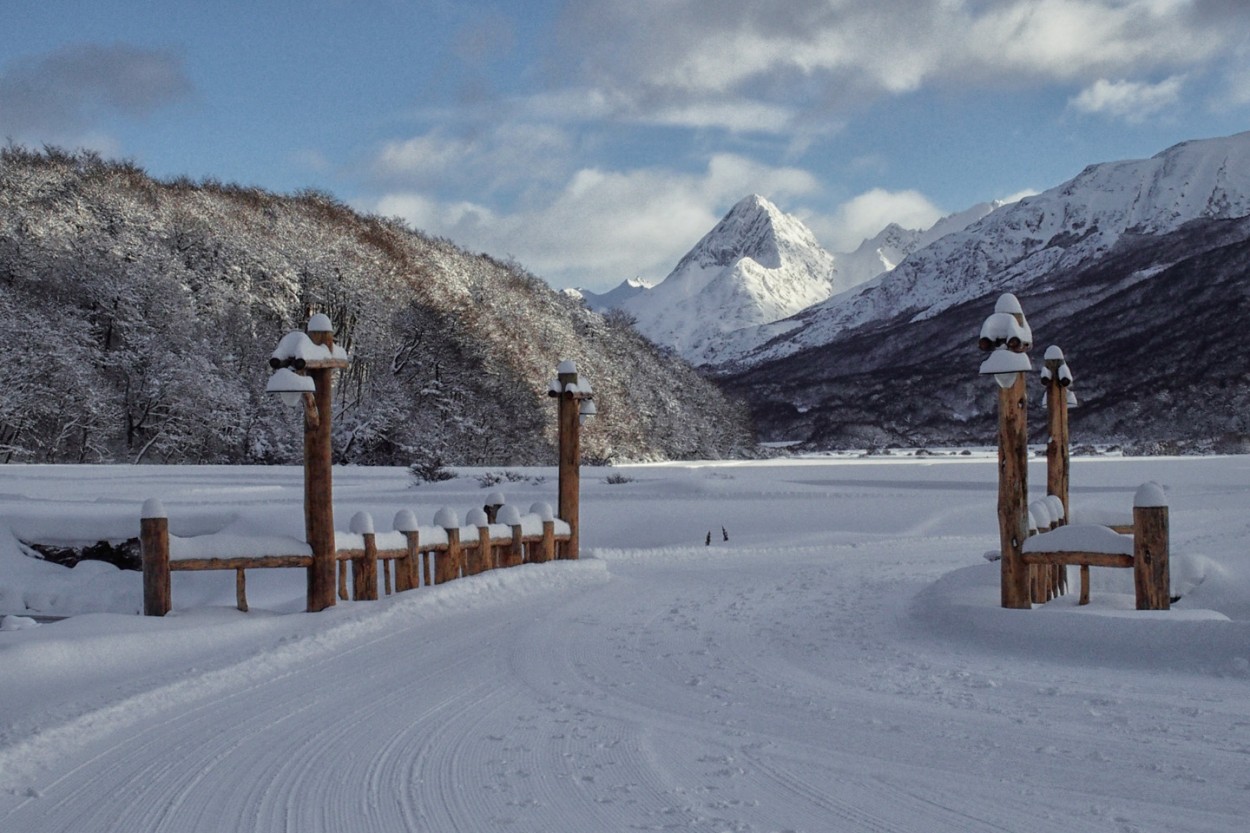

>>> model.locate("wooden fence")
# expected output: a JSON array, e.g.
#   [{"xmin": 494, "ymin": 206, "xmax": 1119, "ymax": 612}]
[
  {"xmin": 1020, "ymin": 483, "xmax": 1169, "ymax": 610},
  {"xmin": 141, "ymin": 500, "xmax": 572, "ymax": 615}
]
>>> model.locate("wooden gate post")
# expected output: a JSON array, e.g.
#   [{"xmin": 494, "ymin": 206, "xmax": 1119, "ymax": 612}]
[
  {"xmin": 549, "ymin": 360, "xmax": 593, "ymax": 560},
  {"xmin": 268, "ymin": 315, "xmax": 350, "ymax": 613},
  {"xmin": 998, "ymin": 372, "xmax": 1031, "ymax": 608},
  {"xmin": 979, "ymin": 294, "xmax": 1033, "ymax": 609},
  {"xmin": 1133, "ymin": 483, "xmax": 1170, "ymax": 610},
  {"xmin": 141, "ymin": 499, "xmax": 171, "ymax": 616},
  {"xmin": 1043, "ymin": 346, "xmax": 1073, "ymax": 598},
  {"xmin": 304, "ymin": 316, "xmax": 340, "ymax": 612}
]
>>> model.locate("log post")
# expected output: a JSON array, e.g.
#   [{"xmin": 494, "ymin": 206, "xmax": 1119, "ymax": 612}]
[
  {"xmin": 484, "ymin": 492, "xmax": 505, "ymax": 525},
  {"xmin": 434, "ymin": 508, "xmax": 461, "ymax": 584},
  {"xmin": 550, "ymin": 361, "xmax": 591, "ymax": 560},
  {"xmin": 1079, "ymin": 564, "xmax": 1090, "ymax": 606},
  {"xmin": 464, "ymin": 509, "xmax": 490, "ymax": 575},
  {"xmin": 305, "ymin": 319, "xmax": 338, "ymax": 612},
  {"xmin": 980, "ymin": 295, "xmax": 1033, "ymax": 610},
  {"xmin": 338, "ymin": 561, "xmax": 349, "ymax": 601},
  {"xmin": 507, "ymin": 524, "xmax": 524, "ymax": 568},
  {"xmin": 393, "ymin": 512, "xmax": 418, "ymax": 593},
  {"xmin": 141, "ymin": 499, "xmax": 171, "ymax": 617},
  {"xmin": 235, "ymin": 568, "xmax": 248, "ymax": 612},
  {"xmin": 353, "ymin": 532, "xmax": 379, "ymax": 601},
  {"xmin": 558, "ymin": 369, "xmax": 580, "ymax": 559},
  {"xmin": 541, "ymin": 519, "xmax": 556, "ymax": 563},
  {"xmin": 1044, "ymin": 348, "xmax": 1072, "ymax": 599},
  {"xmin": 1133, "ymin": 483, "xmax": 1170, "ymax": 611},
  {"xmin": 998, "ymin": 372, "xmax": 1031, "ymax": 608}
]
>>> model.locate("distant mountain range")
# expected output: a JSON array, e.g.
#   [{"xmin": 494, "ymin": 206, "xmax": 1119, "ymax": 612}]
[
  {"xmin": 570, "ymin": 195, "xmax": 996, "ymax": 367},
  {"xmin": 574, "ymin": 131, "xmax": 1250, "ymax": 451}
]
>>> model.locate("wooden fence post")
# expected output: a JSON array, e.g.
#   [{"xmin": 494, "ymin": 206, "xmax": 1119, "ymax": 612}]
[
  {"xmin": 542, "ymin": 519, "xmax": 556, "ymax": 563},
  {"xmin": 465, "ymin": 508, "xmax": 490, "ymax": 575},
  {"xmin": 141, "ymin": 499, "xmax": 171, "ymax": 617},
  {"xmin": 434, "ymin": 508, "xmax": 461, "ymax": 584},
  {"xmin": 349, "ymin": 511, "xmax": 378, "ymax": 601},
  {"xmin": 1133, "ymin": 483, "xmax": 1170, "ymax": 611},
  {"xmin": 395, "ymin": 509, "xmax": 421, "ymax": 592}
]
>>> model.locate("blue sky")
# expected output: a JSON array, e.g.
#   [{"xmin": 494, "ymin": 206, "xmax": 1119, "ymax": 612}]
[{"xmin": 4, "ymin": 1, "xmax": 1250, "ymax": 292}]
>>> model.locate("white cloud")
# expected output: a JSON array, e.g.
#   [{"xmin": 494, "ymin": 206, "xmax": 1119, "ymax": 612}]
[
  {"xmin": 1068, "ymin": 76, "xmax": 1185, "ymax": 122},
  {"xmin": 806, "ymin": 188, "xmax": 947, "ymax": 253},
  {"xmin": 369, "ymin": 123, "xmax": 574, "ymax": 193},
  {"xmin": 552, "ymin": 1, "xmax": 1248, "ymax": 128},
  {"xmin": 369, "ymin": 154, "xmax": 820, "ymax": 292},
  {"xmin": 0, "ymin": 43, "xmax": 191, "ymax": 146}
]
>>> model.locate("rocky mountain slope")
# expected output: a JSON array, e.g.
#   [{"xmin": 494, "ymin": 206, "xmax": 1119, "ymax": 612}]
[
  {"xmin": 718, "ymin": 132, "xmax": 1250, "ymax": 450},
  {"xmin": 596, "ymin": 195, "xmax": 839, "ymax": 366},
  {"xmin": 729, "ymin": 132, "xmax": 1250, "ymax": 372},
  {"xmin": 0, "ymin": 147, "xmax": 753, "ymax": 466}
]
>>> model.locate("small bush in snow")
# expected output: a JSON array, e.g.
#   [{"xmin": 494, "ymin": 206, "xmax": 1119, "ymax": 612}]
[
  {"xmin": 604, "ymin": 473, "xmax": 634, "ymax": 485},
  {"xmin": 476, "ymin": 470, "xmax": 544, "ymax": 488},
  {"xmin": 409, "ymin": 457, "xmax": 456, "ymax": 485}
]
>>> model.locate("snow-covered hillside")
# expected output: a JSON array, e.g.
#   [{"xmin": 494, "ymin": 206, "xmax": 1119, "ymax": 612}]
[
  {"xmin": 2, "ymin": 456, "xmax": 1249, "ymax": 832},
  {"xmin": 604, "ymin": 195, "xmax": 839, "ymax": 365},
  {"xmin": 733, "ymin": 132, "xmax": 1250, "ymax": 368},
  {"xmin": 832, "ymin": 201, "xmax": 1000, "ymax": 291}
]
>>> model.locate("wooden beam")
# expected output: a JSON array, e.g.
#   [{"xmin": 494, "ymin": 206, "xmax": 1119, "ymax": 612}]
[
  {"xmin": 1020, "ymin": 551, "xmax": 1134, "ymax": 569},
  {"xmin": 170, "ymin": 555, "xmax": 314, "ymax": 570}
]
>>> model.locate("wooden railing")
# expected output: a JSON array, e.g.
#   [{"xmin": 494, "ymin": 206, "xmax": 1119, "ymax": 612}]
[
  {"xmin": 141, "ymin": 501, "xmax": 572, "ymax": 615},
  {"xmin": 1019, "ymin": 483, "xmax": 1170, "ymax": 610}
]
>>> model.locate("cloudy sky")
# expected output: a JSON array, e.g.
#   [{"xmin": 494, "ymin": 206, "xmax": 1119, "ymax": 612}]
[{"xmin": 4, "ymin": 1, "xmax": 1250, "ymax": 292}]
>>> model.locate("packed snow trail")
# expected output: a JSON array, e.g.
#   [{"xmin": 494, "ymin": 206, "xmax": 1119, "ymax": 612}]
[
  {"xmin": 1, "ymin": 457, "xmax": 1248, "ymax": 831},
  {"xmin": 3, "ymin": 548, "xmax": 1246, "ymax": 831}
]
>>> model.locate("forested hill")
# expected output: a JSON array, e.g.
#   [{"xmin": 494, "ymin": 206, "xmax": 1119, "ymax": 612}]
[{"xmin": 0, "ymin": 147, "xmax": 753, "ymax": 466}]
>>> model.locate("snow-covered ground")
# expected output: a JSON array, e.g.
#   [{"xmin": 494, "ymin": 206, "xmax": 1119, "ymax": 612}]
[{"xmin": 1, "ymin": 454, "xmax": 1248, "ymax": 832}]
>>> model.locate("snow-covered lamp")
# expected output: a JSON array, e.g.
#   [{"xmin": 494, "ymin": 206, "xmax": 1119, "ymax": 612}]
[
  {"xmin": 579, "ymin": 399, "xmax": 597, "ymax": 423},
  {"xmin": 265, "ymin": 366, "xmax": 316, "ymax": 407},
  {"xmin": 979, "ymin": 348, "xmax": 1032, "ymax": 388}
]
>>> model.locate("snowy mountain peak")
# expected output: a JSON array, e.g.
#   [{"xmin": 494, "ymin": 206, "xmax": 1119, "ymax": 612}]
[
  {"xmin": 673, "ymin": 194, "xmax": 811, "ymax": 272},
  {"xmin": 728, "ymin": 130, "xmax": 1250, "ymax": 370},
  {"xmin": 612, "ymin": 195, "xmax": 838, "ymax": 365}
]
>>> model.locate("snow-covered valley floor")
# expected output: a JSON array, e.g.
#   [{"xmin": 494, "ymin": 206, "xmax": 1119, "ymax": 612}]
[{"xmin": 1, "ymin": 455, "xmax": 1248, "ymax": 832}]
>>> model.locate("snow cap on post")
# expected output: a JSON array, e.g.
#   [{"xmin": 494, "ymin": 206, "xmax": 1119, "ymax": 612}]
[
  {"xmin": 393, "ymin": 509, "xmax": 419, "ymax": 533},
  {"xmin": 557, "ymin": 359, "xmax": 577, "ymax": 375},
  {"xmin": 349, "ymin": 511, "xmax": 374, "ymax": 535},
  {"xmin": 1044, "ymin": 345, "xmax": 1065, "ymax": 361},
  {"xmin": 979, "ymin": 348, "xmax": 1032, "ymax": 387},
  {"xmin": 307, "ymin": 313, "xmax": 333, "ymax": 333},
  {"xmin": 434, "ymin": 507, "xmax": 460, "ymax": 530},
  {"xmin": 141, "ymin": 498, "xmax": 167, "ymax": 519},
  {"xmin": 497, "ymin": 504, "xmax": 522, "ymax": 526},
  {"xmin": 994, "ymin": 293, "xmax": 1023, "ymax": 315},
  {"xmin": 529, "ymin": 501, "xmax": 555, "ymax": 521},
  {"xmin": 485, "ymin": 491, "xmax": 506, "ymax": 507},
  {"xmin": 1044, "ymin": 494, "xmax": 1066, "ymax": 524},
  {"xmin": 466, "ymin": 507, "xmax": 489, "ymax": 528},
  {"xmin": 1134, "ymin": 482, "xmax": 1168, "ymax": 508}
]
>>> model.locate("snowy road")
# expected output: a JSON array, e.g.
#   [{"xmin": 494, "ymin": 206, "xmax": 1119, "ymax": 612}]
[{"xmin": 1, "ymin": 457, "xmax": 1249, "ymax": 831}]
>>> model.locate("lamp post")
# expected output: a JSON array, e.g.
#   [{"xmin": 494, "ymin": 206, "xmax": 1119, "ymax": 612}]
[
  {"xmin": 267, "ymin": 314, "xmax": 350, "ymax": 612},
  {"xmin": 547, "ymin": 360, "xmax": 594, "ymax": 559},
  {"xmin": 1040, "ymin": 346, "xmax": 1075, "ymax": 520},
  {"xmin": 978, "ymin": 294, "xmax": 1033, "ymax": 609}
]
